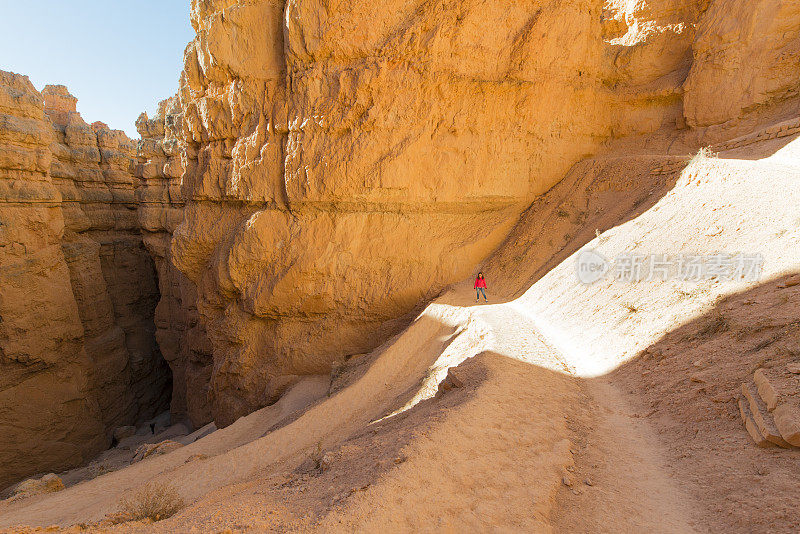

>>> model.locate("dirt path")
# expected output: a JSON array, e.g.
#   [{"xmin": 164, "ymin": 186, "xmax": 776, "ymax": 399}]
[
  {"xmin": 555, "ymin": 377, "xmax": 703, "ymax": 533},
  {"xmin": 474, "ymin": 300, "xmax": 703, "ymax": 532}
]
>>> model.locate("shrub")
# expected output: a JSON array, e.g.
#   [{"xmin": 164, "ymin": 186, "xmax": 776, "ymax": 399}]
[
  {"xmin": 687, "ymin": 146, "xmax": 718, "ymax": 167},
  {"xmin": 113, "ymin": 482, "xmax": 184, "ymax": 524},
  {"xmin": 622, "ymin": 302, "xmax": 639, "ymax": 314}
]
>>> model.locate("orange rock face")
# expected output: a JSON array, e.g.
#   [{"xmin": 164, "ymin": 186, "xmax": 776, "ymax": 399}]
[
  {"xmin": 171, "ymin": 0, "xmax": 697, "ymax": 425},
  {"xmin": 683, "ymin": 0, "xmax": 800, "ymax": 127},
  {"xmin": 168, "ymin": 0, "xmax": 800, "ymax": 427},
  {"xmin": 0, "ymin": 73, "xmax": 171, "ymax": 488}
]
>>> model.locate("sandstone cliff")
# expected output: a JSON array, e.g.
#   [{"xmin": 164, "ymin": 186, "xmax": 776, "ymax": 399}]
[
  {"xmin": 0, "ymin": 73, "xmax": 171, "ymax": 488},
  {"xmin": 167, "ymin": 0, "xmax": 800, "ymax": 426},
  {"xmin": 173, "ymin": 0, "xmax": 619, "ymax": 426}
]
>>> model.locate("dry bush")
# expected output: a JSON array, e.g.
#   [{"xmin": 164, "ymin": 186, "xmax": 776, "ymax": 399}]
[
  {"xmin": 622, "ymin": 302, "xmax": 639, "ymax": 314},
  {"xmin": 687, "ymin": 146, "xmax": 718, "ymax": 167},
  {"xmin": 112, "ymin": 481, "xmax": 184, "ymax": 524}
]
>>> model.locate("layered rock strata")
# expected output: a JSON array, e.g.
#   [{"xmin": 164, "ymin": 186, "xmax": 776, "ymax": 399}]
[
  {"xmin": 0, "ymin": 73, "xmax": 171, "ymax": 488},
  {"xmin": 172, "ymin": 0, "xmax": 633, "ymax": 425},
  {"xmin": 739, "ymin": 365, "xmax": 800, "ymax": 448}
]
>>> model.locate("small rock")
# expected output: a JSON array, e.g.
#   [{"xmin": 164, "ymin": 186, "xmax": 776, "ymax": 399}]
[
  {"xmin": 132, "ymin": 439, "xmax": 183, "ymax": 463},
  {"xmin": 438, "ymin": 367, "xmax": 466, "ymax": 393},
  {"xmin": 754, "ymin": 369, "xmax": 779, "ymax": 411},
  {"xmin": 562, "ymin": 475, "xmax": 573, "ymax": 487},
  {"xmin": 779, "ymin": 277, "xmax": 800, "ymax": 288},
  {"xmin": 113, "ymin": 425, "xmax": 136, "ymax": 441},
  {"xmin": 584, "ymin": 477, "xmax": 594, "ymax": 486},
  {"xmin": 786, "ymin": 363, "xmax": 800, "ymax": 375},
  {"xmin": 773, "ymin": 404, "xmax": 800, "ymax": 447},
  {"xmin": 319, "ymin": 453, "xmax": 333, "ymax": 472}
]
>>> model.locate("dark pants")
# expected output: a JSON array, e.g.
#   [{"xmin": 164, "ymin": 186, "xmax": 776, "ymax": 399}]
[{"xmin": 476, "ymin": 287, "xmax": 487, "ymax": 300}]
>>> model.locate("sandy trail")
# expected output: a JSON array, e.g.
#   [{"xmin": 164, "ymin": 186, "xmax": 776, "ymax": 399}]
[{"xmin": 445, "ymin": 296, "xmax": 702, "ymax": 533}]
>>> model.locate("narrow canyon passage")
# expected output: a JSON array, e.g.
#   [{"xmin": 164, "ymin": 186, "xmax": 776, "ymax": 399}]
[
  {"xmin": 2, "ymin": 0, "xmax": 800, "ymax": 530},
  {"xmin": 2, "ymin": 120, "xmax": 799, "ymax": 532},
  {"xmin": 0, "ymin": 75, "xmax": 178, "ymax": 489}
]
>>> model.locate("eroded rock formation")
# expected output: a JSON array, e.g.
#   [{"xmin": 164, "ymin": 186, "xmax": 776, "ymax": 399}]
[
  {"xmin": 171, "ymin": 0, "xmax": 635, "ymax": 426},
  {"xmin": 168, "ymin": 0, "xmax": 800, "ymax": 426},
  {"xmin": 2, "ymin": 0, "xmax": 800, "ymax": 485},
  {"xmin": 0, "ymin": 73, "xmax": 171, "ymax": 487}
]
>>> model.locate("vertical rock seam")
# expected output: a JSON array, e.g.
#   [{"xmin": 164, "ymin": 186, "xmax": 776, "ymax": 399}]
[{"xmin": 135, "ymin": 97, "xmax": 213, "ymax": 429}]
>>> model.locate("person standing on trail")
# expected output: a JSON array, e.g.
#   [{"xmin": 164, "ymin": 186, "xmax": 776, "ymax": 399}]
[{"xmin": 474, "ymin": 272, "xmax": 488, "ymax": 302}]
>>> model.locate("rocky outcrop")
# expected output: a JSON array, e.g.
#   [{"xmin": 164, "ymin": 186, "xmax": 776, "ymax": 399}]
[
  {"xmin": 44, "ymin": 85, "xmax": 171, "ymax": 433},
  {"xmin": 683, "ymin": 0, "xmax": 800, "ymax": 128},
  {"xmin": 173, "ymin": 0, "xmax": 763, "ymax": 426},
  {"xmin": 739, "ymin": 365, "xmax": 800, "ymax": 449},
  {"xmin": 0, "ymin": 72, "xmax": 171, "ymax": 488},
  {"xmin": 135, "ymin": 98, "xmax": 213, "ymax": 428},
  {"xmin": 6, "ymin": 474, "xmax": 65, "ymax": 502}
]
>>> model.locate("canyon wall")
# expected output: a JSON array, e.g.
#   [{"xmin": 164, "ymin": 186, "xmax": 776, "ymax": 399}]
[
  {"xmin": 2, "ymin": 0, "xmax": 799, "ymax": 484},
  {"xmin": 0, "ymin": 73, "xmax": 171, "ymax": 488},
  {"xmin": 683, "ymin": 0, "xmax": 800, "ymax": 128},
  {"xmin": 170, "ymin": 0, "xmax": 723, "ymax": 426},
  {"xmin": 169, "ymin": 0, "xmax": 800, "ymax": 427}
]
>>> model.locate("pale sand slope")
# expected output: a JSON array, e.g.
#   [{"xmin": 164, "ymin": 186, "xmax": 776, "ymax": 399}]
[{"xmin": 2, "ymin": 122, "xmax": 800, "ymax": 532}]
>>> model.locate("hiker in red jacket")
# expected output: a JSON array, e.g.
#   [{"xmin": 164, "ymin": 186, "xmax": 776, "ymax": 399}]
[{"xmin": 474, "ymin": 272, "xmax": 488, "ymax": 302}]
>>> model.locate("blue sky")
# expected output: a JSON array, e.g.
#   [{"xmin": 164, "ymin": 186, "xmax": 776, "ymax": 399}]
[{"xmin": 0, "ymin": 1, "xmax": 194, "ymax": 138}]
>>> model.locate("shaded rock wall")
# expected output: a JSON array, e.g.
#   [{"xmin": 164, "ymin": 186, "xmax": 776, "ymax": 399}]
[
  {"xmin": 43, "ymin": 85, "xmax": 171, "ymax": 431},
  {"xmin": 683, "ymin": 0, "xmax": 800, "ymax": 128},
  {"xmin": 0, "ymin": 72, "xmax": 171, "ymax": 488}
]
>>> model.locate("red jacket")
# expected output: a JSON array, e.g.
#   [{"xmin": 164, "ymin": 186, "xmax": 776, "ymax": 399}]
[{"xmin": 474, "ymin": 276, "xmax": 487, "ymax": 289}]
